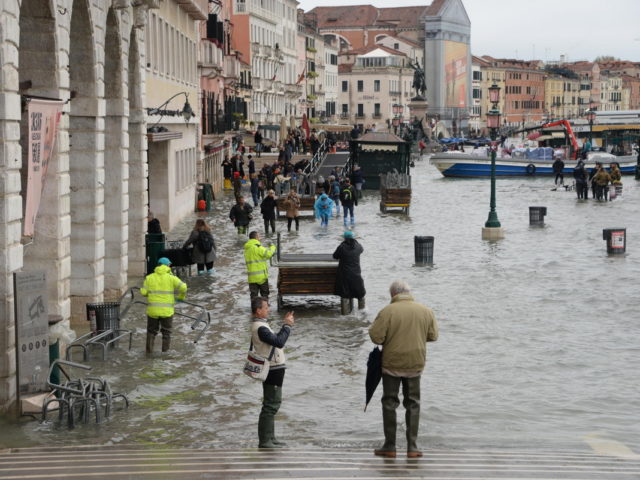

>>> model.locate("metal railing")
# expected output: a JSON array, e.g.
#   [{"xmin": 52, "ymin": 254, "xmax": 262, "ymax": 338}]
[
  {"xmin": 119, "ymin": 287, "xmax": 211, "ymax": 344},
  {"xmin": 302, "ymin": 139, "xmax": 330, "ymax": 180}
]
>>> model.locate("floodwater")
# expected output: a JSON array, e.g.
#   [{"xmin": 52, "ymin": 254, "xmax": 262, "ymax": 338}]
[{"xmin": 3, "ymin": 160, "xmax": 640, "ymax": 454}]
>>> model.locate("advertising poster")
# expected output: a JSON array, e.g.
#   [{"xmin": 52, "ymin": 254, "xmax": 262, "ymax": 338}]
[
  {"xmin": 13, "ymin": 271, "xmax": 49, "ymax": 399},
  {"xmin": 444, "ymin": 41, "xmax": 468, "ymax": 109},
  {"xmin": 23, "ymin": 98, "xmax": 64, "ymax": 237}
]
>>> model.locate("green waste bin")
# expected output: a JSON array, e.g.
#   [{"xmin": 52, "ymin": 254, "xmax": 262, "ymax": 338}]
[
  {"xmin": 146, "ymin": 233, "xmax": 166, "ymax": 274},
  {"xmin": 48, "ymin": 315, "xmax": 63, "ymax": 386},
  {"xmin": 197, "ymin": 183, "xmax": 214, "ymax": 211}
]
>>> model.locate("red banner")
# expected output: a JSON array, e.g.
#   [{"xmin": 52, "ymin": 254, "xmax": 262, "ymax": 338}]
[{"xmin": 23, "ymin": 99, "xmax": 64, "ymax": 237}]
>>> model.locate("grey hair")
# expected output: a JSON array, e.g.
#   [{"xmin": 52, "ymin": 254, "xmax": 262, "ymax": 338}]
[{"xmin": 389, "ymin": 280, "xmax": 411, "ymax": 297}]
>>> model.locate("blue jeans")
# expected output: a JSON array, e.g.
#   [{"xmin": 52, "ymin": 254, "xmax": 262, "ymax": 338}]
[
  {"xmin": 343, "ymin": 205, "xmax": 354, "ymax": 223},
  {"xmin": 320, "ymin": 213, "xmax": 330, "ymax": 226}
]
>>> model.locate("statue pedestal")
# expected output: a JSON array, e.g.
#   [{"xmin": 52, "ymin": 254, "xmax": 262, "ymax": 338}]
[{"xmin": 408, "ymin": 99, "xmax": 429, "ymax": 123}]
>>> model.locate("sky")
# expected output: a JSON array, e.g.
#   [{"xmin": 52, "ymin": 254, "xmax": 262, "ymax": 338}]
[{"xmin": 296, "ymin": 0, "xmax": 640, "ymax": 62}]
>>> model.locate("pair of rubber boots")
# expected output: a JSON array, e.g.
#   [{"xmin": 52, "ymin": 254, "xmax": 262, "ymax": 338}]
[
  {"xmin": 374, "ymin": 405, "xmax": 421, "ymax": 458},
  {"xmin": 258, "ymin": 384, "xmax": 287, "ymax": 448},
  {"xmin": 145, "ymin": 333, "xmax": 170, "ymax": 354}
]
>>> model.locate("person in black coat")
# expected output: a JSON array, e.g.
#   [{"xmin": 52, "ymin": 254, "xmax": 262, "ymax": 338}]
[
  {"xmin": 333, "ymin": 231, "xmax": 366, "ymax": 309},
  {"xmin": 260, "ymin": 190, "xmax": 278, "ymax": 234},
  {"xmin": 229, "ymin": 195, "xmax": 253, "ymax": 235}
]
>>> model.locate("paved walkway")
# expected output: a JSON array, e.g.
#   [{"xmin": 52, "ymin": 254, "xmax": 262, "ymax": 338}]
[{"xmin": 0, "ymin": 446, "xmax": 638, "ymax": 479}]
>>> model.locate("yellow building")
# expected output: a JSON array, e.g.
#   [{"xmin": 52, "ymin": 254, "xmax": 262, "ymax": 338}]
[
  {"xmin": 545, "ymin": 76, "xmax": 580, "ymax": 120},
  {"xmin": 144, "ymin": 0, "xmax": 207, "ymax": 230}
]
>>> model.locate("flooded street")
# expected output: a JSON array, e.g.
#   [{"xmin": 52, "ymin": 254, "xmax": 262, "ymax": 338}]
[{"xmin": 5, "ymin": 160, "xmax": 640, "ymax": 454}]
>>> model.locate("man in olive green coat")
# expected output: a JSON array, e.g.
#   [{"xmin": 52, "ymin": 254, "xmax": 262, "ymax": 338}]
[{"xmin": 369, "ymin": 280, "xmax": 439, "ymax": 458}]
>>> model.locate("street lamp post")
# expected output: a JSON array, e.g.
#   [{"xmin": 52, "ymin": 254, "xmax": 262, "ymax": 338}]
[
  {"xmin": 482, "ymin": 83, "xmax": 504, "ymax": 240},
  {"xmin": 586, "ymin": 108, "xmax": 596, "ymax": 146}
]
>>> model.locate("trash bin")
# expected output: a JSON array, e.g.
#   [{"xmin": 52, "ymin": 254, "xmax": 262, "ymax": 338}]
[
  {"xmin": 159, "ymin": 247, "xmax": 193, "ymax": 267},
  {"xmin": 414, "ymin": 236, "xmax": 434, "ymax": 265},
  {"xmin": 86, "ymin": 303, "xmax": 121, "ymax": 343},
  {"xmin": 48, "ymin": 315, "xmax": 63, "ymax": 386},
  {"xmin": 529, "ymin": 206, "xmax": 547, "ymax": 226},
  {"xmin": 146, "ymin": 233, "xmax": 166, "ymax": 274},
  {"xmin": 603, "ymin": 228, "xmax": 626, "ymax": 255},
  {"xmin": 197, "ymin": 183, "xmax": 214, "ymax": 212}
]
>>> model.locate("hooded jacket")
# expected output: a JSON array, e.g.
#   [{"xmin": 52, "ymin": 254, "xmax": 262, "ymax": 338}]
[
  {"xmin": 244, "ymin": 238, "xmax": 276, "ymax": 284},
  {"xmin": 369, "ymin": 293, "xmax": 438, "ymax": 373},
  {"xmin": 140, "ymin": 265, "xmax": 187, "ymax": 318},
  {"xmin": 333, "ymin": 238, "xmax": 366, "ymax": 299},
  {"xmin": 314, "ymin": 194, "xmax": 335, "ymax": 219}
]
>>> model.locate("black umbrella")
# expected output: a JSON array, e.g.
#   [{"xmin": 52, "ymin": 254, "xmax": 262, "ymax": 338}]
[{"xmin": 364, "ymin": 346, "xmax": 382, "ymax": 412}]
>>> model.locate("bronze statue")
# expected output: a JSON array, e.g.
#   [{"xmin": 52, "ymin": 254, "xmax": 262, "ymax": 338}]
[{"xmin": 409, "ymin": 60, "xmax": 427, "ymax": 100}]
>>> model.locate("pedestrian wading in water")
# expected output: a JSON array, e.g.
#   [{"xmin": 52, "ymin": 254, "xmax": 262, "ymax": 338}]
[
  {"xmin": 369, "ymin": 280, "xmax": 439, "ymax": 458},
  {"xmin": 182, "ymin": 219, "xmax": 216, "ymax": 275},
  {"xmin": 250, "ymin": 296, "xmax": 295, "ymax": 448}
]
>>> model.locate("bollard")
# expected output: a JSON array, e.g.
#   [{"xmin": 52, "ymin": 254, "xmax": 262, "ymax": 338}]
[
  {"xmin": 529, "ymin": 206, "xmax": 547, "ymax": 226},
  {"xmin": 414, "ymin": 236, "xmax": 434, "ymax": 265},
  {"xmin": 603, "ymin": 228, "xmax": 626, "ymax": 255}
]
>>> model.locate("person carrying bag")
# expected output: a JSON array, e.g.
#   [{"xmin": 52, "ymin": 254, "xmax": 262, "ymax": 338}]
[{"xmin": 245, "ymin": 296, "xmax": 294, "ymax": 448}]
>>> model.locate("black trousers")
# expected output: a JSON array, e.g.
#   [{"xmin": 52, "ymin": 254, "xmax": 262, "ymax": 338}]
[
  {"xmin": 264, "ymin": 218, "xmax": 276, "ymax": 234},
  {"xmin": 249, "ymin": 281, "xmax": 270, "ymax": 299},
  {"xmin": 287, "ymin": 217, "xmax": 299, "ymax": 231},
  {"xmin": 197, "ymin": 262, "xmax": 214, "ymax": 272}
]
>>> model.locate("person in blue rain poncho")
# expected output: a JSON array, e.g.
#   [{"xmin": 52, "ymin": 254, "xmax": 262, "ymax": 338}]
[{"xmin": 314, "ymin": 193, "xmax": 335, "ymax": 227}]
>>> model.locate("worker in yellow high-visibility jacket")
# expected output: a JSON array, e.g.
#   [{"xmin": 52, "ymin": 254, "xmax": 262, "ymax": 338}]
[
  {"xmin": 140, "ymin": 257, "xmax": 187, "ymax": 354},
  {"xmin": 244, "ymin": 231, "xmax": 276, "ymax": 300}
]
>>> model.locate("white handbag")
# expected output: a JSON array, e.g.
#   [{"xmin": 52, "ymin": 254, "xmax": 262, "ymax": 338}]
[{"xmin": 243, "ymin": 342, "xmax": 276, "ymax": 382}]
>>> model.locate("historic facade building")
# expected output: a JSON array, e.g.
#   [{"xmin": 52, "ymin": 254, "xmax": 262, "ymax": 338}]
[
  {"xmin": 0, "ymin": 0, "xmax": 163, "ymax": 413},
  {"xmin": 310, "ymin": 0, "xmax": 471, "ymax": 131}
]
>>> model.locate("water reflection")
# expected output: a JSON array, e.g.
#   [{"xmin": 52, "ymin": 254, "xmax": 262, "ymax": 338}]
[{"xmin": 3, "ymin": 160, "xmax": 639, "ymax": 453}]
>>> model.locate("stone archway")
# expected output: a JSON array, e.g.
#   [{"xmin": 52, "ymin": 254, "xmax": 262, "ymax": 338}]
[
  {"xmin": 103, "ymin": 8, "xmax": 128, "ymax": 296},
  {"xmin": 18, "ymin": 0, "xmax": 64, "ymax": 315},
  {"xmin": 127, "ymin": 27, "xmax": 147, "ymax": 277},
  {"xmin": 68, "ymin": 0, "xmax": 102, "ymax": 317}
]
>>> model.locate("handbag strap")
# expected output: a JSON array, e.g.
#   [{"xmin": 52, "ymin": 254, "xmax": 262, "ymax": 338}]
[{"xmin": 249, "ymin": 340, "xmax": 277, "ymax": 361}]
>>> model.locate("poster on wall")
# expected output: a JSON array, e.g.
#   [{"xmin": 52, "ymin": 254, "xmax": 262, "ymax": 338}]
[
  {"xmin": 13, "ymin": 271, "xmax": 50, "ymax": 402},
  {"xmin": 444, "ymin": 41, "xmax": 468, "ymax": 109},
  {"xmin": 23, "ymin": 98, "xmax": 64, "ymax": 237}
]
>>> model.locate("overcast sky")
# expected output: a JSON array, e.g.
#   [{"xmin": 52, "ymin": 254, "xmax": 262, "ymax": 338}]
[{"xmin": 297, "ymin": 0, "xmax": 640, "ymax": 62}]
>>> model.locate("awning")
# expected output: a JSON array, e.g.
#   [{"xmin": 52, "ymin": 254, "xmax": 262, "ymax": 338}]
[
  {"xmin": 146, "ymin": 131, "xmax": 183, "ymax": 142},
  {"xmin": 593, "ymin": 124, "xmax": 640, "ymax": 131},
  {"xmin": 258, "ymin": 124, "xmax": 280, "ymax": 131}
]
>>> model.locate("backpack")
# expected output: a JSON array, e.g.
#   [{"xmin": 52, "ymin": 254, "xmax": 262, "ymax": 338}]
[
  {"xmin": 196, "ymin": 230, "xmax": 214, "ymax": 253},
  {"xmin": 331, "ymin": 181, "xmax": 340, "ymax": 197}
]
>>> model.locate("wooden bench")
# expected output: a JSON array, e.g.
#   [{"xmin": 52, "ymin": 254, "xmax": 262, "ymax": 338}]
[{"xmin": 276, "ymin": 196, "xmax": 317, "ymax": 217}]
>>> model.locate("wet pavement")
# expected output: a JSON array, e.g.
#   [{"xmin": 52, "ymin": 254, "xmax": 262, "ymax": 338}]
[{"xmin": 2, "ymin": 159, "xmax": 639, "ymax": 463}]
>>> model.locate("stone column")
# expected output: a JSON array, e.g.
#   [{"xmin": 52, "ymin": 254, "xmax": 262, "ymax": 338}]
[
  {"xmin": 127, "ymin": 28, "xmax": 148, "ymax": 278},
  {"xmin": 0, "ymin": 1, "xmax": 22, "ymax": 413}
]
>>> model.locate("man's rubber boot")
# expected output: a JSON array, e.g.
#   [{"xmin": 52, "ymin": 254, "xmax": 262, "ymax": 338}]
[
  {"xmin": 161, "ymin": 335, "xmax": 171, "ymax": 352},
  {"xmin": 258, "ymin": 384, "xmax": 283, "ymax": 448},
  {"xmin": 374, "ymin": 408, "xmax": 396, "ymax": 457},
  {"xmin": 406, "ymin": 378, "xmax": 422, "ymax": 458},
  {"xmin": 271, "ymin": 386, "xmax": 287, "ymax": 446},
  {"xmin": 358, "ymin": 297, "xmax": 366, "ymax": 310},
  {"xmin": 145, "ymin": 334, "xmax": 155, "ymax": 355}
]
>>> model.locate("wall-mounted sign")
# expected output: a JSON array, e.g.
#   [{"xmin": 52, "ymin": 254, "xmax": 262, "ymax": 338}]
[{"xmin": 14, "ymin": 271, "xmax": 49, "ymax": 402}]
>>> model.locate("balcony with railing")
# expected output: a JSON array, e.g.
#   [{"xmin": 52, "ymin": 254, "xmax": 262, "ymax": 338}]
[
  {"xmin": 339, "ymin": 112, "xmax": 350, "ymax": 119},
  {"xmin": 176, "ymin": 0, "xmax": 208, "ymax": 20},
  {"xmin": 199, "ymin": 41, "xmax": 223, "ymax": 78},
  {"xmin": 251, "ymin": 43, "xmax": 261, "ymax": 56},
  {"xmin": 224, "ymin": 55, "xmax": 240, "ymax": 80}
]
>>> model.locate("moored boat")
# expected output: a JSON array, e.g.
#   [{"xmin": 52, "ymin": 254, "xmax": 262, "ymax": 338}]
[{"xmin": 429, "ymin": 150, "xmax": 637, "ymax": 178}]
